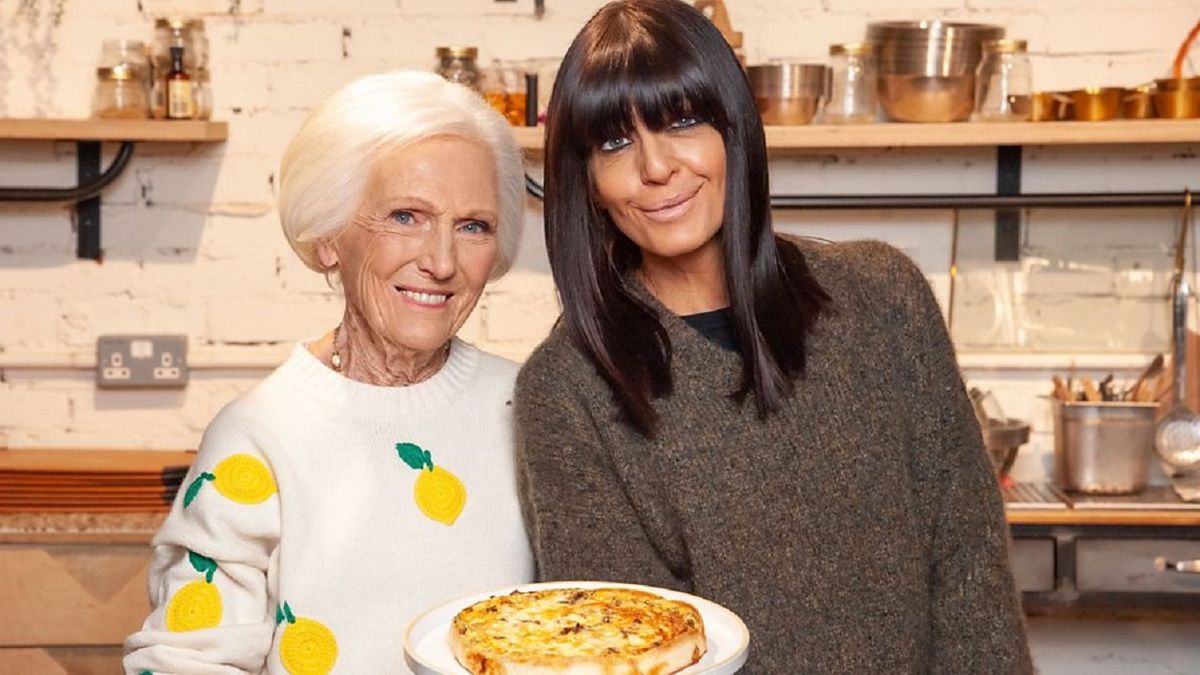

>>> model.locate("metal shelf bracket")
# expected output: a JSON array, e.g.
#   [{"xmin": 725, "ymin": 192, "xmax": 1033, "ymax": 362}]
[{"xmin": 0, "ymin": 140, "xmax": 137, "ymax": 261}]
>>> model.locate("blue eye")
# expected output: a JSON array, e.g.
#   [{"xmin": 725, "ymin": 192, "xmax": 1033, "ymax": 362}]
[
  {"xmin": 390, "ymin": 210, "xmax": 415, "ymax": 225},
  {"xmin": 669, "ymin": 116, "xmax": 701, "ymax": 130},
  {"xmin": 598, "ymin": 136, "xmax": 632, "ymax": 152},
  {"xmin": 460, "ymin": 220, "xmax": 493, "ymax": 235}
]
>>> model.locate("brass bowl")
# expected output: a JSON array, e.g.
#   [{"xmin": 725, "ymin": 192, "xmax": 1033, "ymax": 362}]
[
  {"xmin": 878, "ymin": 73, "xmax": 975, "ymax": 122},
  {"xmin": 1153, "ymin": 88, "xmax": 1200, "ymax": 119},
  {"xmin": 1122, "ymin": 86, "xmax": 1156, "ymax": 119},
  {"xmin": 1029, "ymin": 91, "xmax": 1072, "ymax": 121},
  {"xmin": 746, "ymin": 63, "xmax": 828, "ymax": 125},
  {"xmin": 1154, "ymin": 77, "xmax": 1200, "ymax": 91},
  {"xmin": 1067, "ymin": 87, "xmax": 1124, "ymax": 121}
]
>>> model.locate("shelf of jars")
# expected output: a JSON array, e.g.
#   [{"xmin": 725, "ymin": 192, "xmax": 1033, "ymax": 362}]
[
  {"xmin": 0, "ymin": 118, "xmax": 227, "ymax": 142},
  {"xmin": 512, "ymin": 119, "xmax": 1200, "ymax": 153}
]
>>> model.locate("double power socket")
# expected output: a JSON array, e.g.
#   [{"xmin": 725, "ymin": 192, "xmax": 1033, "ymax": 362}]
[{"xmin": 96, "ymin": 335, "xmax": 189, "ymax": 389}]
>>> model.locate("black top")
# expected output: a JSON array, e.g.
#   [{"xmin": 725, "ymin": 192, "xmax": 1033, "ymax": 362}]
[{"xmin": 681, "ymin": 307, "xmax": 738, "ymax": 352}]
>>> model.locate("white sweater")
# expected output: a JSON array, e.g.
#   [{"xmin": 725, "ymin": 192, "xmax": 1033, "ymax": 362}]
[{"xmin": 124, "ymin": 339, "xmax": 535, "ymax": 674}]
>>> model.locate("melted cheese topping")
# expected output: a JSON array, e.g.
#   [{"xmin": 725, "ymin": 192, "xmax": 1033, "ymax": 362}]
[{"xmin": 452, "ymin": 588, "xmax": 704, "ymax": 659}]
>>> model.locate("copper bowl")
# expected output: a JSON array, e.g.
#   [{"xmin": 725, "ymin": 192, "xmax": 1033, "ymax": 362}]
[
  {"xmin": 878, "ymin": 73, "xmax": 975, "ymax": 122},
  {"xmin": 1067, "ymin": 87, "xmax": 1124, "ymax": 121},
  {"xmin": 746, "ymin": 63, "xmax": 829, "ymax": 125},
  {"xmin": 1153, "ymin": 78, "xmax": 1200, "ymax": 119},
  {"xmin": 1121, "ymin": 86, "xmax": 1156, "ymax": 119},
  {"xmin": 1029, "ymin": 91, "xmax": 1072, "ymax": 121}
]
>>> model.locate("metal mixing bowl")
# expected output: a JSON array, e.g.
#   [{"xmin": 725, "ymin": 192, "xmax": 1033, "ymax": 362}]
[
  {"xmin": 867, "ymin": 20, "xmax": 1004, "ymax": 122},
  {"xmin": 745, "ymin": 63, "xmax": 829, "ymax": 125}
]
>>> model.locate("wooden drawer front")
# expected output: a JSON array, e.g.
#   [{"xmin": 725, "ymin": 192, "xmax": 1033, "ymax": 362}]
[
  {"xmin": 0, "ymin": 647, "xmax": 124, "ymax": 675},
  {"xmin": 1076, "ymin": 538, "xmax": 1200, "ymax": 593},
  {"xmin": 1010, "ymin": 537, "xmax": 1056, "ymax": 592},
  {"xmin": 0, "ymin": 543, "xmax": 150, "ymax": 646}
]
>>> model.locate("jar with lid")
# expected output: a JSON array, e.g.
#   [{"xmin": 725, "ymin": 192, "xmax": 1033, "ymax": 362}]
[
  {"xmin": 92, "ymin": 63, "xmax": 149, "ymax": 119},
  {"xmin": 435, "ymin": 46, "xmax": 481, "ymax": 92},
  {"xmin": 150, "ymin": 17, "xmax": 208, "ymax": 118},
  {"xmin": 974, "ymin": 39, "xmax": 1032, "ymax": 122},
  {"xmin": 824, "ymin": 42, "xmax": 878, "ymax": 124}
]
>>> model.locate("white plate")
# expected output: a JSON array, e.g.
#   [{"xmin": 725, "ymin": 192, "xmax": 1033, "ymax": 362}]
[{"xmin": 403, "ymin": 580, "xmax": 750, "ymax": 675}]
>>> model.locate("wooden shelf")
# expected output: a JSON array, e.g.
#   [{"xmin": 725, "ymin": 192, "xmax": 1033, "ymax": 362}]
[
  {"xmin": 0, "ymin": 118, "xmax": 227, "ymax": 142},
  {"xmin": 514, "ymin": 119, "xmax": 1200, "ymax": 153},
  {"xmin": 1008, "ymin": 509, "xmax": 1200, "ymax": 527}
]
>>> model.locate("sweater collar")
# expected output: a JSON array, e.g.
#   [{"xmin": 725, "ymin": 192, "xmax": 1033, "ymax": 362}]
[
  {"xmin": 277, "ymin": 337, "xmax": 480, "ymax": 419},
  {"xmin": 621, "ymin": 273, "xmax": 744, "ymax": 370}
]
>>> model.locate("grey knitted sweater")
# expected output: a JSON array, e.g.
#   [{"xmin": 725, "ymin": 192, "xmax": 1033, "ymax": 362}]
[{"xmin": 514, "ymin": 238, "xmax": 1032, "ymax": 673}]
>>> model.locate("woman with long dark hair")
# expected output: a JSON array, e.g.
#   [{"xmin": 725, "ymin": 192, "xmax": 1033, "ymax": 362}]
[{"xmin": 514, "ymin": 0, "xmax": 1032, "ymax": 671}]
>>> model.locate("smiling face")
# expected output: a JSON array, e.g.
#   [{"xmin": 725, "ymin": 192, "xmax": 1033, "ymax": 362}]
[
  {"xmin": 317, "ymin": 136, "xmax": 500, "ymax": 358},
  {"xmin": 588, "ymin": 116, "xmax": 727, "ymax": 270}
]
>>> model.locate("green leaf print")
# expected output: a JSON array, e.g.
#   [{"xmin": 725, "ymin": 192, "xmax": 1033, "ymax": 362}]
[
  {"xmin": 396, "ymin": 442, "xmax": 434, "ymax": 471},
  {"xmin": 188, "ymin": 550, "xmax": 219, "ymax": 583},
  {"xmin": 183, "ymin": 472, "xmax": 215, "ymax": 507}
]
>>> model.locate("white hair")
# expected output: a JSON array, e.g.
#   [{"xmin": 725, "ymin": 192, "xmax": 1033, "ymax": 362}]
[{"xmin": 279, "ymin": 70, "xmax": 525, "ymax": 280}]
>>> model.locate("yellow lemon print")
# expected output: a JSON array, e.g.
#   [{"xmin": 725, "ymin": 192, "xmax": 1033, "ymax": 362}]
[
  {"xmin": 166, "ymin": 579, "xmax": 222, "ymax": 632},
  {"xmin": 184, "ymin": 453, "xmax": 277, "ymax": 507},
  {"xmin": 415, "ymin": 465, "xmax": 467, "ymax": 525},
  {"xmin": 396, "ymin": 442, "xmax": 467, "ymax": 525},
  {"xmin": 277, "ymin": 602, "xmax": 338, "ymax": 675}
]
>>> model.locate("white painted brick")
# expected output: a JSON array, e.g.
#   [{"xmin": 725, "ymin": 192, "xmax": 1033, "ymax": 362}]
[
  {"xmin": 0, "ymin": 293, "xmax": 63, "ymax": 347},
  {"xmin": 218, "ymin": 109, "xmax": 309, "ymax": 158},
  {"xmin": 266, "ymin": 60, "xmax": 383, "ymax": 110},
  {"xmin": 139, "ymin": 0, "xmax": 266, "ymax": 17},
  {"xmin": 0, "ymin": 387, "xmax": 72, "ymax": 430},
  {"xmin": 201, "ymin": 213, "xmax": 292, "ymax": 261},
  {"xmin": 479, "ymin": 270, "xmax": 558, "ymax": 345},
  {"xmin": 208, "ymin": 295, "xmax": 342, "ymax": 343},
  {"xmin": 209, "ymin": 61, "xmax": 273, "ymax": 113},
  {"xmin": 262, "ymin": 0, "xmax": 402, "ymax": 18},
  {"xmin": 208, "ymin": 19, "xmax": 345, "ymax": 64},
  {"xmin": 58, "ymin": 295, "xmax": 210, "ymax": 349}
]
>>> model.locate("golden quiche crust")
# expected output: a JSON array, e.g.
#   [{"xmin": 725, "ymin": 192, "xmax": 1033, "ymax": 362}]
[{"xmin": 449, "ymin": 587, "xmax": 707, "ymax": 675}]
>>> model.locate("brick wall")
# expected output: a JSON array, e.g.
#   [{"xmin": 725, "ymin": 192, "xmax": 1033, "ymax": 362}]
[{"xmin": 0, "ymin": 0, "xmax": 1198, "ymax": 482}]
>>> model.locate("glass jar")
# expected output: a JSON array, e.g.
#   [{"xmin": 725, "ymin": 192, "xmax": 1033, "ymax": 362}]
[
  {"xmin": 435, "ymin": 46, "xmax": 481, "ymax": 92},
  {"xmin": 974, "ymin": 39, "xmax": 1032, "ymax": 122},
  {"xmin": 93, "ymin": 64, "xmax": 149, "ymax": 119},
  {"xmin": 824, "ymin": 42, "xmax": 878, "ymax": 124},
  {"xmin": 151, "ymin": 17, "xmax": 208, "ymax": 119}
]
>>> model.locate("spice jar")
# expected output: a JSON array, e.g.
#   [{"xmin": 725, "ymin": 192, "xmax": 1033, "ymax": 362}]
[
  {"xmin": 824, "ymin": 42, "xmax": 878, "ymax": 124},
  {"xmin": 435, "ymin": 46, "xmax": 481, "ymax": 92},
  {"xmin": 93, "ymin": 63, "xmax": 149, "ymax": 119},
  {"xmin": 974, "ymin": 39, "xmax": 1032, "ymax": 122}
]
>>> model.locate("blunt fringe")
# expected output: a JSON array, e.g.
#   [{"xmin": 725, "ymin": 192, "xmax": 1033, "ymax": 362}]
[{"xmin": 543, "ymin": 0, "xmax": 830, "ymax": 437}]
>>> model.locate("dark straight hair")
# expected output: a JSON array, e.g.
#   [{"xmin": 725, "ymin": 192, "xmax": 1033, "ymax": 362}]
[{"xmin": 543, "ymin": 0, "xmax": 830, "ymax": 437}]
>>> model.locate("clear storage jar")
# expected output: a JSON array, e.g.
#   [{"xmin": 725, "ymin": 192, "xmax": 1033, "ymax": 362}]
[
  {"xmin": 435, "ymin": 46, "xmax": 481, "ymax": 92},
  {"xmin": 824, "ymin": 42, "xmax": 878, "ymax": 124},
  {"xmin": 93, "ymin": 64, "xmax": 149, "ymax": 119},
  {"xmin": 150, "ymin": 17, "xmax": 207, "ymax": 119},
  {"xmin": 974, "ymin": 39, "xmax": 1032, "ymax": 122}
]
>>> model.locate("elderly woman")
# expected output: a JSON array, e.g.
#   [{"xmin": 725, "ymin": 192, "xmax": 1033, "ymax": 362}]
[
  {"xmin": 515, "ymin": 0, "xmax": 1032, "ymax": 672},
  {"xmin": 124, "ymin": 71, "xmax": 533, "ymax": 674}
]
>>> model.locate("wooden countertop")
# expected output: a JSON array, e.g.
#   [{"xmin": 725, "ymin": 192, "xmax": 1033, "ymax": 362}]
[{"xmin": 1007, "ymin": 509, "xmax": 1200, "ymax": 527}]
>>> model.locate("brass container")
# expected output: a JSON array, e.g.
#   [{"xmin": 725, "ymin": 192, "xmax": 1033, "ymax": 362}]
[
  {"xmin": 1121, "ymin": 85, "xmax": 1155, "ymax": 119},
  {"xmin": 1029, "ymin": 91, "xmax": 1071, "ymax": 121},
  {"xmin": 1067, "ymin": 87, "xmax": 1124, "ymax": 121},
  {"xmin": 746, "ymin": 63, "xmax": 829, "ymax": 125},
  {"xmin": 1153, "ymin": 78, "xmax": 1200, "ymax": 119},
  {"xmin": 878, "ymin": 74, "xmax": 974, "ymax": 122}
]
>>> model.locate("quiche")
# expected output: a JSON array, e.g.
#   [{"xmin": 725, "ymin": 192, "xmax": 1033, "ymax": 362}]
[{"xmin": 449, "ymin": 587, "xmax": 707, "ymax": 674}]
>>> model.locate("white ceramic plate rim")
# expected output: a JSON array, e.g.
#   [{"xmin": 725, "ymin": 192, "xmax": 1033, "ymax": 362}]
[{"xmin": 403, "ymin": 580, "xmax": 750, "ymax": 674}]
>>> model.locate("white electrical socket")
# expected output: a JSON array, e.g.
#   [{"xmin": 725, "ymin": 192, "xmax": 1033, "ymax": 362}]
[{"xmin": 97, "ymin": 335, "xmax": 189, "ymax": 389}]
